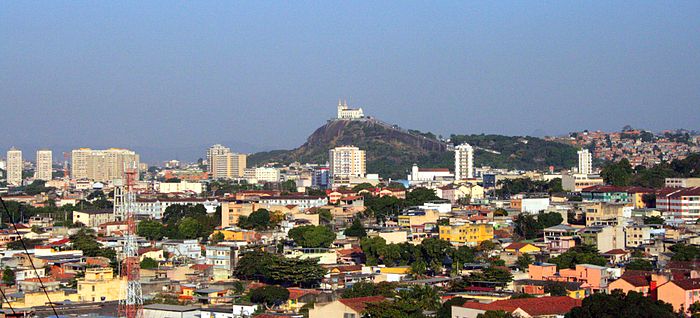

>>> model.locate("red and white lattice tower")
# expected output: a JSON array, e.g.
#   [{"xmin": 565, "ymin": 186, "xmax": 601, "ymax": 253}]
[{"xmin": 118, "ymin": 167, "xmax": 143, "ymax": 318}]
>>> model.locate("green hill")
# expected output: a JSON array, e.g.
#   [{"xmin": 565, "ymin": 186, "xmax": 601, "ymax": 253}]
[{"xmin": 249, "ymin": 119, "xmax": 577, "ymax": 179}]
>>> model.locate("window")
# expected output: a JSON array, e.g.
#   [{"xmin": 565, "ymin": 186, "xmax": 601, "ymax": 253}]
[{"xmin": 344, "ymin": 314, "xmax": 357, "ymax": 318}]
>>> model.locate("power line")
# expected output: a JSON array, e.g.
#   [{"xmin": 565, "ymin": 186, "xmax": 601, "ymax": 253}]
[
  {"xmin": 0, "ymin": 284, "xmax": 16, "ymax": 315},
  {"xmin": 0, "ymin": 197, "xmax": 60, "ymax": 318}
]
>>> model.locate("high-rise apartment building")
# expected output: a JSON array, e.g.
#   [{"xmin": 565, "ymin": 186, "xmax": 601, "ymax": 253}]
[
  {"xmin": 6, "ymin": 147, "xmax": 23, "ymax": 186},
  {"xmin": 329, "ymin": 146, "xmax": 366, "ymax": 179},
  {"xmin": 455, "ymin": 143, "xmax": 474, "ymax": 180},
  {"xmin": 207, "ymin": 144, "xmax": 231, "ymax": 174},
  {"xmin": 578, "ymin": 149, "xmax": 593, "ymax": 175},
  {"xmin": 35, "ymin": 149, "xmax": 53, "ymax": 181},
  {"xmin": 210, "ymin": 153, "xmax": 247, "ymax": 179},
  {"xmin": 71, "ymin": 148, "xmax": 140, "ymax": 182}
]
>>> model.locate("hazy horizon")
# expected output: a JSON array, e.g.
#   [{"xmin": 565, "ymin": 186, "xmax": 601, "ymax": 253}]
[{"xmin": 2, "ymin": 2, "xmax": 699, "ymax": 163}]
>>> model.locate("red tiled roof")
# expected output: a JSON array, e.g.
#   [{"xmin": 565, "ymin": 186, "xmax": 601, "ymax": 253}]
[
  {"xmin": 338, "ymin": 296, "xmax": 386, "ymax": 313},
  {"xmin": 603, "ymin": 249, "xmax": 628, "ymax": 255},
  {"xmin": 337, "ymin": 247, "xmax": 363, "ymax": 257},
  {"xmin": 329, "ymin": 265, "xmax": 363, "ymax": 272},
  {"xmin": 670, "ymin": 278, "xmax": 700, "ymax": 291},
  {"xmin": 287, "ymin": 288, "xmax": 321, "ymax": 300},
  {"xmin": 617, "ymin": 276, "xmax": 649, "ymax": 287},
  {"xmin": 462, "ymin": 296, "xmax": 581, "ymax": 316},
  {"xmin": 138, "ymin": 247, "xmax": 161, "ymax": 255},
  {"xmin": 190, "ymin": 264, "xmax": 213, "ymax": 271},
  {"xmin": 418, "ymin": 168, "xmax": 450, "ymax": 172}
]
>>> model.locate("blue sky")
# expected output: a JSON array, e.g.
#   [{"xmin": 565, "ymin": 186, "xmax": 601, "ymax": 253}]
[{"xmin": 1, "ymin": 1, "xmax": 698, "ymax": 162}]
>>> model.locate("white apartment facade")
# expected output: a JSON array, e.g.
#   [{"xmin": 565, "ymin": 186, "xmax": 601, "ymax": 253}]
[
  {"xmin": 244, "ymin": 167, "xmax": 280, "ymax": 183},
  {"xmin": 577, "ymin": 148, "xmax": 593, "ymax": 175},
  {"xmin": 34, "ymin": 149, "xmax": 53, "ymax": 181},
  {"xmin": 455, "ymin": 143, "xmax": 474, "ymax": 180},
  {"xmin": 6, "ymin": 148, "xmax": 22, "ymax": 186},
  {"xmin": 329, "ymin": 146, "xmax": 366, "ymax": 181},
  {"xmin": 71, "ymin": 148, "xmax": 140, "ymax": 182},
  {"xmin": 210, "ymin": 153, "xmax": 247, "ymax": 179}
]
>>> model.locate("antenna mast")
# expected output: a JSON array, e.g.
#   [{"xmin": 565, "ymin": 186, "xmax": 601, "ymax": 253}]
[{"xmin": 118, "ymin": 165, "xmax": 143, "ymax": 318}]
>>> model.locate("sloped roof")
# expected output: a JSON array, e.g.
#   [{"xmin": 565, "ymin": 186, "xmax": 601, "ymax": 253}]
[
  {"xmin": 338, "ymin": 296, "xmax": 385, "ymax": 312},
  {"xmin": 462, "ymin": 296, "xmax": 581, "ymax": 316}
]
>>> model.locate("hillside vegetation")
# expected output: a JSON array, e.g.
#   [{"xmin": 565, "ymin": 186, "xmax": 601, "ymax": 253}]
[{"xmin": 249, "ymin": 119, "xmax": 578, "ymax": 179}]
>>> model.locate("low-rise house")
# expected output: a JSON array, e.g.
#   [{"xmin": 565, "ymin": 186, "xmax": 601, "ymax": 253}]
[
  {"xmin": 657, "ymin": 278, "xmax": 700, "ymax": 314},
  {"xmin": 72, "ymin": 209, "xmax": 114, "ymax": 227},
  {"xmin": 454, "ymin": 296, "xmax": 582, "ymax": 318},
  {"xmin": 143, "ymin": 304, "xmax": 199, "ymax": 318},
  {"xmin": 161, "ymin": 239, "xmax": 202, "ymax": 260},
  {"xmin": 504, "ymin": 242, "xmax": 541, "ymax": 255},
  {"xmin": 309, "ymin": 296, "xmax": 385, "ymax": 318},
  {"xmin": 75, "ymin": 267, "xmax": 123, "ymax": 302}
]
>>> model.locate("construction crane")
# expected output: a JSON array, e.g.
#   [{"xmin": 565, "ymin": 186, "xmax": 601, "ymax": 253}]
[{"xmin": 117, "ymin": 167, "xmax": 143, "ymax": 318}]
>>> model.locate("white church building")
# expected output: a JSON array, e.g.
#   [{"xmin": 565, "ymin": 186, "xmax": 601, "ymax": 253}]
[{"xmin": 337, "ymin": 99, "xmax": 364, "ymax": 119}]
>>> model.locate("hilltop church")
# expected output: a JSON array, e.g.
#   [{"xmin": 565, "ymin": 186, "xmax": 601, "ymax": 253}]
[{"xmin": 337, "ymin": 99, "xmax": 364, "ymax": 120}]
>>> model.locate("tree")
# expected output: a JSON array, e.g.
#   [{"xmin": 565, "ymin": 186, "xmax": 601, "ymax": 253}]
[
  {"xmin": 477, "ymin": 311, "xmax": 514, "ymax": 318},
  {"xmin": 406, "ymin": 187, "xmax": 439, "ymax": 206},
  {"xmin": 544, "ymin": 281, "xmax": 568, "ymax": 296},
  {"xmin": 249, "ymin": 285, "xmax": 289, "ymax": 308},
  {"xmin": 516, "ymin": 254, "xmax": 533, "ymax": 271},
  {"xmin": 2, "ymin": 267, "xmax": 15, "ymax": 285},
  {"xmin": 549, "ymin": 245, "xmax": 607, "ymax": 269},
  {"xmin": 513, "ymin": 214, "xmax": 541, "ymax": 240},
  {"xmin": 626, "ymin": 259, "xmax": 653, "ymax": 271},
  {"xmin": 138, "ymin": 219, "xmax": 164, "ymax": 240},
  {"xmin": 670, "ymin": 244, "xmax": 700, "ymax": 261},
  {"xmin": 689, "ymin": 302, "xmax": 700, "ymax": 318},
  {"xmin": 318, "ymin": 209, "xmax": 333, "ymax": 224},
  {"xmin": 234, "ymin": 250, "xmax": 326, "ymax": 287},
  {"xmin": 493, "ymin": 208, "xmax": 508, "ymax": 217},
  {"xmin": 601, "ymin": 159, "xmax": 634, "ymax": 186},
  {"xmin": 341, "ymin": 281, "xmax": 397, "ymax": 298},
  {"xmin": 537, "ymin": 212, "xmax": 563, "ymax": 228},
  {"xmin": 140, "ymin": 257, "xmax": 158, "ymax": 269},
  {"xmin": 178, "ymin": 217, "xmax": 204, "ymax": 239},
  {"xmin": 352, "ymin": 183, "xmax": 375, "ymax": 192},
  {"xmin": 480, "ymin": 266, "xmax": 513, "ymax": 283},
  {"xmin": 288, "ymin": 225, "xmax": 336, "ymax": 248},
  {"xmin": 210, "ymin": 231, "xmax": 225, "ymax": 244},
  {"xmin": 360, "ymin": 236, "xmax": 387, "ymax": 266},
  {"xmin": 238, "ymin": 209, "xmax": 275, "ymax": 230},
  {"xmin": 343, "ymin": 218, "xmax": 367, "ymax": 238},
  {"xmin": 565, "ymin": 290, "xmax": 675, "ymax": 318},
  {"xmin": 437, "ymin": 297, "xmax": 468, "ymax": 318},
  {"xmin": 267, "ymin": 256, "xmax": 327, "ymax": 287},
  {"xmin": 643, "ymin": 215, "xmax": 664, "ymax": 225}
]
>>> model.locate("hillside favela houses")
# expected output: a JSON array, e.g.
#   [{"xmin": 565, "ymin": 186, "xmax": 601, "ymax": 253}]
[{"xmin": 1, "ymin": 100, "xmax": 699, "ymax": 318}]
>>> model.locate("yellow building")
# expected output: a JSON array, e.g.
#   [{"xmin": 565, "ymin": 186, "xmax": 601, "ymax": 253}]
[
  {"xmin": 5, "ymin": 290, "xmax": 67, "ymax": 309},
  {"xmin": 439, "ymin": 223, "xmax": 493, "ymax": 246},
  {"xmin": 398, "ymin": 209, "xmax": 439, "ymax": 227},
  {"xmin": 504, "ymin": 242, "xmax": 541, "ymax": 254},
  {"xmin": 583, "ymin": 202, "xmax": 627, "ymax": 226},
  {"xmin": 212, "ymin": 229, "xmax": 259, "ymax": 242},
  {"xmin": 75, "ymin": 267, "xmax": 124, "ymax": 302}
]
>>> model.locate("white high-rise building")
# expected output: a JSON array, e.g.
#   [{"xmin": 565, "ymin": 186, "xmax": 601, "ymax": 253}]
[
  {"xmin": 35, "ymin": 149, "xmax": 53, "ymax": 181},
  {"xmin": 6, "ymin": 148, "xmax": 23, "ymax": 186},
  {"xmin": 207, "ymin": 144, "xmax": 231, "ymax": 174},
  {"xmin": 329, "ymin": 146, "xmax": 366, "ymax": 178},
  {"xmin": 455, "ymin": 143, "xmax": 474, "ymax": 180},
  {"xmin": 578, "ymin": 149, "xmax": 593, "ymax": 175},
  {"xmin": 71, "ymin": 148, "xmax": 140, "ymax": 182}
]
